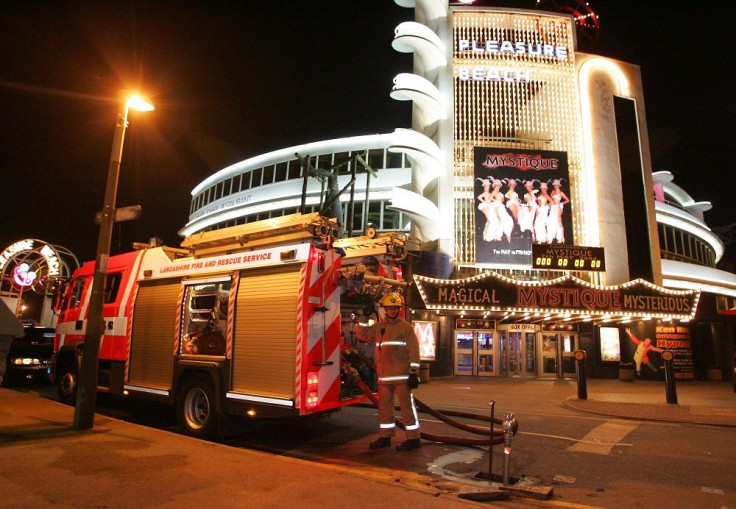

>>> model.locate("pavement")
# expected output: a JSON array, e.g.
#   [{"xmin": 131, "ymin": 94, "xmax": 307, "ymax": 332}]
[
  {"xmin": 562, "ymin": 378, "xmax": 736, "ymax": 427},
  {"xmin": 1, "ymin": 377, "xmax": 734, "ymax": 508}
]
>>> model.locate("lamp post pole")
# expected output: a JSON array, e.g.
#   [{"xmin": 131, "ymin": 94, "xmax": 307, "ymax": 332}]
[{"xmin": 74, "ymin": 95, "xmax": 152, "ymax": 430}]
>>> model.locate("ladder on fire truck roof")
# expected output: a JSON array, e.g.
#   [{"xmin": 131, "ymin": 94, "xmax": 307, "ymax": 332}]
[
  {"xmin": 181, "ymin": 212, "xmax": 338, "ymax": 257},
  {"xmin": 333, "ymin": 229, "xmax": 415, "ymax": 264},
  {"xmin": 180, "ymin": 211, "xmax": 417, "ymax": 263}
]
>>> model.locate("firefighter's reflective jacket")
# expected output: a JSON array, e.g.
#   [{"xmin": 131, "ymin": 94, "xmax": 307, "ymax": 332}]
[{"xmin": 356, "ymin": 319, "xmax": 420, "ymax": 383}]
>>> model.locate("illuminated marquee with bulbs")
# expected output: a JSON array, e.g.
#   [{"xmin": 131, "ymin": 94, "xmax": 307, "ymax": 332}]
[{"xmin": 413, "ymin": 272, "xmax": 700, "ymax": 321}]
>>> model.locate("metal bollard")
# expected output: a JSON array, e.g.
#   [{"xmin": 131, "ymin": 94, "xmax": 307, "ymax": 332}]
[
  {"xmin": 488, "ymin": 400, "xmax": 495, "ymax": 482},
  {"xmin": 662, "ymin": 350, "xmax": 678, "ymax": 404},
  {"xmin": 502, "ymin": 413, "xmax": 515, "ymax": 485},
  {"xmin": 574, "ymin": 350, "xmax": 587, "ymax": 400}
]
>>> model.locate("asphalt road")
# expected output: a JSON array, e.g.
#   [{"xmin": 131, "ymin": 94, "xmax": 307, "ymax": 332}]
[{"xmin": 10, "ymin": 378, "xmax": 736, "ymax": 509}]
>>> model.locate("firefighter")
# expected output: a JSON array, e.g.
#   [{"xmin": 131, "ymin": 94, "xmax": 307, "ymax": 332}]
[{"xmin": 356, "ymin": 292, "xmax": 421, "ymax": 451}]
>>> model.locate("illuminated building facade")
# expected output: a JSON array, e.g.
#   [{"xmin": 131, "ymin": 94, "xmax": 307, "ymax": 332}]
[{"xmin": 182, "ymin": 2, "xmax": 734, "ymax": 381}]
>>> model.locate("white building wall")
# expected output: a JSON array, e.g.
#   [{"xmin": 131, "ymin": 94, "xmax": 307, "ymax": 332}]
[{"xmin": 577, "ymin": 55, "xmax": 661, "ymax": 285}]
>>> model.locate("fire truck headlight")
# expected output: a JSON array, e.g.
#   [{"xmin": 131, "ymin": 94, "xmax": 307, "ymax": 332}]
[{"xmin": 14, "ymin": 357, "xmax": 41, "ymax": 366}]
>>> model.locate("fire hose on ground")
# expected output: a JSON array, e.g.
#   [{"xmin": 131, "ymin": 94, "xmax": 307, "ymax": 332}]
[{"xmin": 342, "ymin": 354, "xmax": 518, "ymax": 447}]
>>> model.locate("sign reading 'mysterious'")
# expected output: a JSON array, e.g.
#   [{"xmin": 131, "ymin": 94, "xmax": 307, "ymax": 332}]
[{"xmin": 413, "ymin": 272, "xmax": 699, "ymax": 320}]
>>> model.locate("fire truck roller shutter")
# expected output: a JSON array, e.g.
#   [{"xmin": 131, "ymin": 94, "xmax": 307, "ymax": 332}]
[
  {"xmin": 231, "ymin": 265, "xmax": 300, "ymax": 400},
  {"xmin": 128, "ymin": 279, "xmax": 181, "ymax": 389}
]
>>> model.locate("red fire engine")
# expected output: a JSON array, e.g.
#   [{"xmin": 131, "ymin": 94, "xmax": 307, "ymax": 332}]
[{"xmin": 52, "ymin": 213, "xmax": 408, "ymax": 438}]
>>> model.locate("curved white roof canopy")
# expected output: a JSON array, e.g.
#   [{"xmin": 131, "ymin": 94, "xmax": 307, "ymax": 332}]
[
  {"xmin": 388, "ymin": 186, "xmax": 446, "ymax": 242},
  {"xmin": 389, "ymin": 128, "xmax": 443, "ymax": 193},
  {"xmin": 391, "ymin": 73, "xmax": 446, "ymax": 134},
  {"xmin": 392, "ymin": 21, "xmax": 447, "ymax": 81}
]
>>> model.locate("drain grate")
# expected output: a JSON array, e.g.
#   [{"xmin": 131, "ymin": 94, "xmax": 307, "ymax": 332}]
[{"xmin": 552, "ymin": 475, "xmax": 576, "ymax": 485}]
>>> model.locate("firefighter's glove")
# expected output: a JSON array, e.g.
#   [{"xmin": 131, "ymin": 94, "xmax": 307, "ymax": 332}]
[{"xmin": 406, "ymin": 373, "xmax": 420, "ymax": 389}]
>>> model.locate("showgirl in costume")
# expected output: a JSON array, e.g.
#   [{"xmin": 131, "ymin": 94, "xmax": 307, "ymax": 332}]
[
  {"xmin": 476, "ymin": 178, "xmax": 495, "ymax": 241},
  {"xmin": 504, "ymin": 178, "xmax": 521, "ymax": 234},
  {"xmin": 546, "ymin": 193, "xmax": 564, "ymax": 243},
  {"xmin": 534, "ymin": 193, "xmax": 550, "ymax": 243},
  {"xmin": 549, "ymin": 179, "xmax": 570, "ymax": 210},
  {"xmin": 519, "ymin": 180, "xmax": 538, "ymax": 240},
  {"xmin": 538, "ymin": 181, "xmax": 551, "ymax": 204},
  {"xmin": 490, "ymin": 179, "xmax": 514, "ymax": 242}
]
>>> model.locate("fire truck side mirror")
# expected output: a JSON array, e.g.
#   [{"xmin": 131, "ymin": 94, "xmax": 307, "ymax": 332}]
[{"xmin": 51, "ymin": 281, "xmax": 67, "ymax": 312}]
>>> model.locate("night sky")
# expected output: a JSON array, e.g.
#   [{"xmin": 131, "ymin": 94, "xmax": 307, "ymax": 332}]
[{"xmin": 1, "ymin": 1, "xmax": 732, "ymax": 266}]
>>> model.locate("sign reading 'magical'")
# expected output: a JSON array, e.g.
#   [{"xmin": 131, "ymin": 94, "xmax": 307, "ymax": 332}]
[{"xmin": 413, "ymin": 272, "xmax": 700, "ymax": 321}]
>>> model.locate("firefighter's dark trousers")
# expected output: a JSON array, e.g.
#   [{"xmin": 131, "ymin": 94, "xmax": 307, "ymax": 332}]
[{"xmin": 377, "ymin": 382, "xmax": 420, "ymax": 439}]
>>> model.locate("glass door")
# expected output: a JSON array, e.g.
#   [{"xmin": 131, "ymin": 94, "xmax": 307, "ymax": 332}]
[
  {"xmin": 499, "ymin": 330, "xmax": 508, "ymax": 376},
  {"xmin": 537, "ymin": 332, "xmax": 578, "ymax": 378},
  {"xmin": 524, "ymin": 331, "xmax": 536, "ymax": 374},
  {"xmin": 455, "ymin": 329, "xmax": 497, "ymax": 376},
  {"xmin": 507, "ymin": 331, "xmax": 522, "ymax": 376},
  {"xmin": 499, "ymin": 329, "xmax": 523, "ymax": 377},
  {"xmin": 476, "ymin": 330, "xmax": 495, "ymax": 376},
  {"xmin": 498, "ymin": 324, "xmax": 540, "ymax": 377},
  {"xmin": 560, "ymin": 333, "xmax": 577, "ymax": 377},
  {"xmin": 540, "ymin": 333, "xmax": 558, "ymax": 377},
  {"xmin": 454, "ymin": 330, "xmax": 474, "ymax": 375}
]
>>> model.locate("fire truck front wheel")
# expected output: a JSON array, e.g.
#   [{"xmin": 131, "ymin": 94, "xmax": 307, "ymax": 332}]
[
  {"xmin": 56, "ymin": 364, "xmax": 77, "ymax": 405},
  {"xmin": 177, "ymin": 375, "xmax": 219, "ymax": 439}
]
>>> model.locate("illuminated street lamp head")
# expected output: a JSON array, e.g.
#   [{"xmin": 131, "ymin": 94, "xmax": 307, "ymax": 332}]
[{"xmin": 126, "ymin": 94, "xmax": 154, "ymax": 112}]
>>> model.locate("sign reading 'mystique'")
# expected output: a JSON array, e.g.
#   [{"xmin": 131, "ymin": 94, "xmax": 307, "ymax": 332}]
[{"xmin": 413, "ymin": 272, "xmax": 699, "ymax": 320}]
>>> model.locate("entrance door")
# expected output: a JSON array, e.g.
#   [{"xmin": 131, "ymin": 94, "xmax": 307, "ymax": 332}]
[
  {"xmin": 454, "ymin": 330, "xmax": 474, "ymax": 375},
  {"xmin": 454, "ymin": 329, "xmax": 497, "ymax": 376},
  {"xmin": 499, "ymin": 330, "xmax": 523, "ymax": 377},
  {"xmin": 540, "ymin": 333, "xmax": 558, "ymax": 377},
  {"xmin": 538, "ymin": 332, "xmax": 578, "ymax": 378},
  {"xmin": 476, "ymin": 330, "xmax": 495, "ymax": 376},
  {"xmin": 498, "ymin": 324, "xmax": 540, "ymax": 377},
  {"xmin": 560, "ymin": 333, "xmax": 578, "ymax": 377}
]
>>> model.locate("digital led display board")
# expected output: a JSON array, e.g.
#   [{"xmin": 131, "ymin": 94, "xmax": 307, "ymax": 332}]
[{"xmin": 532, "ymin": 244, "xmax": 605, "ymax": 271}]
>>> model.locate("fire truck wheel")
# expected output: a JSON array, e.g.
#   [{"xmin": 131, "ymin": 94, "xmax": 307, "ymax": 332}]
[
  {"xmin": 177, "ymin": 375, "xmax": 219, "ymax": 439},
  {"xmin": 57, "ymin": 368, "xmax": 77, "ymax": 406}
]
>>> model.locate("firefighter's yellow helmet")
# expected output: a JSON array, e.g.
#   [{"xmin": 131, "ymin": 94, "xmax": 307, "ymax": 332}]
[{"xmin": 380, "ymin": 292, "xmax": 403, "ymax": 307}]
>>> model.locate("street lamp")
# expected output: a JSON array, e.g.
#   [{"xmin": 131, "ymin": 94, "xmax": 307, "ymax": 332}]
[{"xmin": 74, "ymin": 93, "xmax": 154, "ymax": 430}]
